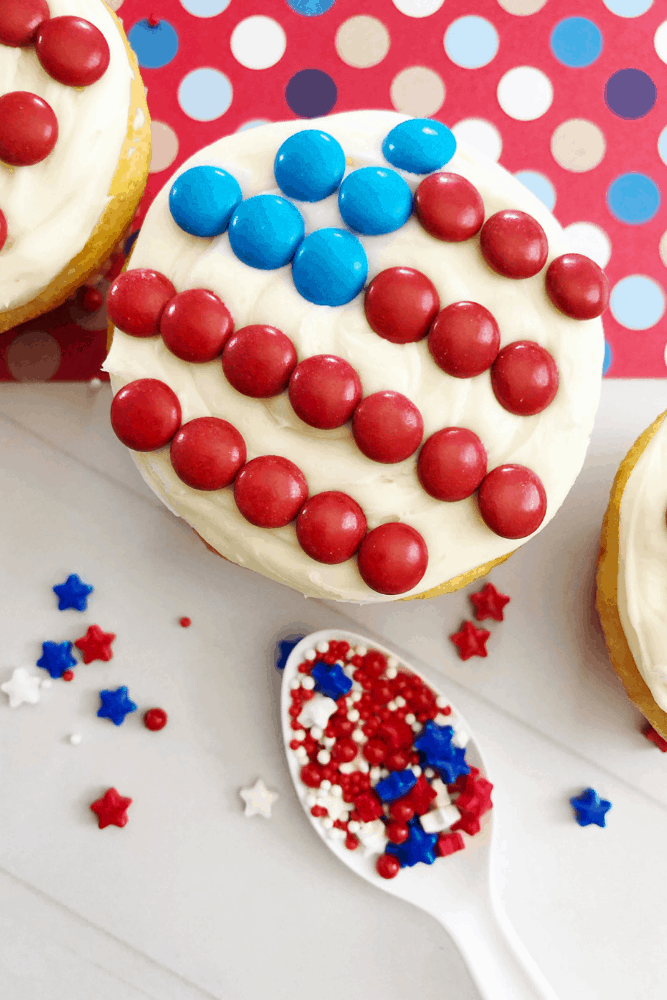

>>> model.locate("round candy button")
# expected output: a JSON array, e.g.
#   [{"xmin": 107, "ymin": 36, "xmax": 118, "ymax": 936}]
[
  {"xmin": 222, "ymin": 325, "xmax": 297, "ymax": 397},
  {"xmin": 107, "ymin": 269, "xmax": 176, "ymax": 337},
  {"xmin": 480, "ymin": 210, "xmax": 548, "ymax": 279},
  {"xmin": 36, "ymin": 17, "xmax": 110, "ymax": 87},
  {"xmin": 0, "ymin": 91, "xmax": 57, "ymax": 166},
  {"xmin": 170, "ymin": 417, "xmax": 246, "ymax": 490},
  {"xmin": 377, "ymin": 853, "xmax": 401, "ymax": 879},
  {"xmin": 288, "ymin": 355, "xmax": 362, "ymax": 429},
  {"xmin": 338, "ymin": 167, "xmax": 412, "ymax": 235},
  {"xmin": 228, "ymin": 195, "xmax": 304, "ymax": 270},
  {"xmin": 545, "ymin": 253, "xmax": 609, "ymax": 320},
  {"xmin": 0, "ymin": 209, "xmax": 7, "ymax": 252},
  {"xmin": 169, "ymin": 166, "xmax": 242, "ymax": 238},
  {"xmin": 143, "ymin": 708, "xmax": 168, "ymax": 731},
  {"xmin": 292, "ymin": 228, "xmax": 368, "ymax": 306},
  {"xmin": 110, "ymin": 379, "xmax": 181, "ymax": 452},
  {"xmin": 364, "ymin": 267, "xmax": 440, "ymax": 345},
  {"xmin": 357, "ymin": 522, "xmax": 428, "ymax": 595},
  {"xmin": 352, "ymin": 391, "xmax": 423, "ymax": 463},
  {"xmin": 383, "ymin": 118, "xmax": 457, "ymax": 174},
  {"xmin": 274, "ymin": 129, "xmax": 346, "ymax": 202},
  {"xmin": 296, "ymin": 491, "xmax": 367, "ymax": 563},
  {"xmin": 160, "ymin": 288, "xmax": 234, "ymax": 362},
  {"xmin": 417, "ymin": 427, "xmax": 487, "ymax": 501},
  {"xmin": 428, "ymin": 301, "xmax": 500, "ymax": 378},
  {"xmin": 477, "ymin": 464, "xmax": 547, "ymax": 539},
  {"xmin": 491, "ymin": 341, "xmax": 559, "ymax": 416},
  {"xmin": 0, "ymin": 0, "xmax": 49, "ymax": 46},
  {"xmin": 234, "ymin": 455, "xmax": 308, "ymax": 528},
  {"xmin": 414, "ymin": 172, "xmax": 484, "ymax": 242}
]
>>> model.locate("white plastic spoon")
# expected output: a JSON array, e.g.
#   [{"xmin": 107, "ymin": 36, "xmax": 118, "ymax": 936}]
[{"xmin": 281, "ymin": 628, "xmax": 559, "ymax": 1000}]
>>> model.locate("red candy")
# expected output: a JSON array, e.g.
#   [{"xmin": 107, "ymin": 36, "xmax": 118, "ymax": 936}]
[
  {"xmin": 179, "ymin": 616, "xmax": 191, "ymax": 627},
  {"xmin": 364, "ymin": 267, "xmax": 440, "ymax": 344},
  {"xmin": 546, "ymin": 253, "xmax": 609, "ymax": 320},
  {"xmin": 450, "ymin": 620, "xmax": 490, "ymax": 660},
  {"xmin": 480, "ymin": 210, "xmax": 548, "ymax": 279},
  {"xmin": 234, "ymin": 455, "xmax": 308, "ymax": 528},
  {"xmin": 470, "ymin": 582, "xmax": 510, "ymax": 622},
  {"xmin": 0, "ymin": 209, "xmax": 7, "ymax": 252},
  {"xmin": 376, "ymin": 853, "xmax": 401, "ymax": 879},
  {"xmin": 74, "ymin": 624, "xmax": 115, "ymax": 664},
  {"xmin": 288, "ymin": 355, "xmax": 362, "ymax": 429},
  {"xmin": 428, "ymin": 301, "xmax": 500, "ymax": 378},
  {"xmin": 143, "ymin": 708, "xmax": 168, "ymax": 731},
  {"xmin": 170, "ymin": 417, "xmax": 246, "ymax": 491},
  {"xmin": 90, "ymin": 787, "xmax": 132, "ymax": 830},
  {"xmin": 389, "ymin": 800, "xmax": 414, "ymax": 823},
  {"xmin": 0, "ymin": 91, "xmax": 57, "ymax": 166},
  {"xmin": 417, "ymin": 427, "xmax": 487, "ymax": 502},
  {"xmin": 477, "ymin": 464, "xmax": 547, "ymax": 539},
  {"xmin": 300, "ymin": 763, "xmax": 322, "ymax": 788},
  {"xmin": 160, "ymin": 288, "xmax": 234, "ymax": 363},
  {"xmin": 80, "ymin": 286, "xmax": 104, "ymax": 313},
  {"xmin": 222, "ymin": 325, "xmax": 297, "ymax": 398},
  {"xmin": 296, "ymin": 491, "xmax": 367, "ymax": 564},
  {"xmin": 35, "ymin": 16, "xmax": 110, "ymax": 87},
  {"xmin": 357, "ymin": 522, "xmax": 428, "ymax": 595},
  {"xmin": 437, "ymin": 832, "xmax": 465, "ymax": 857},
  {"xmin": 414, "ymin": 172, "xmax": 485, "ymax": 242},
  {"xmin": 107, "ymin": 269, "xmax": 176, "ymax": 337},
  {"xmin": 352, "ymin": 391, "xmax": 423, "ymax": 464},
  {"xmin": 491, "ymin": 341, "xmax": 559, "ymax": 416},
  {"xmin": 110, "ymin": 378, "xmax": 181, "ymax": 452},
  {"xmin": 386, "ymin": 821, "xmax": 410, "ymax": 844},
  {"xmin": 0, "ymin": 0, "xmax": 49, "ymax": 47}
]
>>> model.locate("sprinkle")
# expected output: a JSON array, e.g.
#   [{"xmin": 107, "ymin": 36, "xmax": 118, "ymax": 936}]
[
  {"xmin": 316, "ymin": 641, "xmax": 329, "ymax": 653},
  {"xmin": 37, "ymin": 641, "xmax": 77, "ymax": 679},
  {"xmin": 301, "ymin": 675, "xmax": 315, "ymax": 690},
  {"xmin": 97, "ymin": 686, "xmax": 138, "ymax": 726},
  {"xmin": 69, "ymin": 733, "xmax": 82, "ymax": 745},
  {"xmin": 304, "ymin": 648, "xmax": 316, "ymax": 661},
  {"xmin": 450, "ymin": 621, "xmax": 490, "ymax": 660},
  {"xmin": 1, "ymin": 668, "xmax": 41, "ymax": 708},
  {"xmin": 570, "ymin": 788, "xmax": 611, "ymax": 828},
  {"xmin": 310, "ymin": 725, "xmax": 323, "ymax": 740},
  {"xmin": 317, "ymin": 750, "xmax": 331, "ymax": 765},
  {"xmin": 90, "ymin": 787, "xmax": 132, "ymax": 829},
  {"xmin": 179, "ymin": 616, "xmax": 191, "ymax": 627},
  {"xmin": 240, "ymin": 778, "xmax": 279, "ymax": 819},
  {"xmin": 143, "ymin": 707, "xmax": 168, "ymax": 731},
  {"xmin": 74, "ymin": 624, "xmax": 116, "ymax": 664},
  {"xmin": 53, "ymin": 574, "xmax": 93, "ymax": 612}
]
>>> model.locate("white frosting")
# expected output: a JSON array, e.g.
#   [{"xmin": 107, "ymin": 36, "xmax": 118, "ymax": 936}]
[
  {"xmin": 105, "ymin": 110, "xmax": 604, "ymax": 603},
  {"xmin": 617, "ymin": 414, "xmax": 667, "ymax": 711},
  {"xmin": 0, "ymin": 0, "xmax": 133, "ymax": 310}
]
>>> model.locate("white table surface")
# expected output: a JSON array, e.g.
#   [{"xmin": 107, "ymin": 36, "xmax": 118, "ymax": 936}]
[{"xmin": 0, "ymin": 378, "xmax": 666, "ymax": 1000}]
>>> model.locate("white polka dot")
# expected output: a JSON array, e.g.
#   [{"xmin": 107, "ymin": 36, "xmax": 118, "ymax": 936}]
[
  {"xmin": 391, "ymin": 0, "xmax": 445, "ymax": 17},
  {"xmin": 452, "ymin": 117, "xmax": 502, "ymax": 161},
  {"xmin": 179, "ymin": 0, "xmax": 230, "ymax": 15},
  {"xmin": 497, "ymin": 66, "xmax": 553, "ymax": 121},
  {"xmin": 178, "ymin": 68, "xmax": 232, "ymax": 121},
  {"xmin": 236, "ymin": 119, "xmax": 272, "ymax": 131},
  {"xmin": 659, "ymin": 231, "xmax": 667, "ymax": 268},
  {"xmin": 563, "ymin": 222, "xmax": 612, "ymax": 269},
  {"xmin": 604, "ymin": 0, "xmax": 653, "ymax": 16},
  {"xmin": 655, "ymin": 21, "xmax": 667, "ymax": 63},
  {"xmin": 230, "ymin": 16, "xmax": 286, "ymax": 70}
]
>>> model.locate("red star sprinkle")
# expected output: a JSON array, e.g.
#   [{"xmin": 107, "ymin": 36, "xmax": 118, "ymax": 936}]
[
  {"xmin": 90, "ymin": 787, "xmax": 132, "ymax": 829},
  {"xmin": 644, "ymin": 725, "xmax": 667, "ymax": 752},
  {"xmin": 400, "ymin": 774, "xmax": 437, "ymax": 816},
  {"xmin": 74, "ymin": 624, "xmax": 116, "ymax": 664},
  {"xmin": 450, "ymin": 621, "xmax": 490, "ymax": 660},
  {"xmin": 470, "ymin": 582, "xmax": 511, "ymax": 622}
]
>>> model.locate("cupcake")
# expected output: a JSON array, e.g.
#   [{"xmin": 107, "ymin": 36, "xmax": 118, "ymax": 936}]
[{"xmin": 104, "ymin": 110, "xmax": 607, "ymax": 603}]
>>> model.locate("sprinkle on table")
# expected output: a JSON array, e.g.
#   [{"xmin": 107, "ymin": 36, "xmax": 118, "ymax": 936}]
[
  {"xmin": 570, "ymin": 788, "xmax": 612, "ymax": 828},
  {"xmin": 449, "ymin": 621, "xmax": 491, "ymax": 660},
  {"xmin": 470, "ymin": 582, "xmax": 511, "ymax": 622},
  {"xmin": 97, "ymin": 686, "xmax": 138, "ymax": 726},
  {"xmin": 74, "ymin": 624, "xmax": 116, "ymax": 664},
  {"xmin": 37, "ymin": 640, "xmax": 77, "ymax": 679},
  {"xmin": 90, "ymin": 788, "xmax": 132, "ymax": 829},
  {"xmin": 52, "ymin": 573, "xmax": 93, "ymax": 611},
  {"xmin": 143, "ymin": 708, "xmax": 168, "ymax": 731},
  {"xmin": 240, "ymin": 779, "xmax": 279, "ymax": 819},
  {"xmin": 644, "ymin": 725, "xmax": 667, "ymax": 752},
  {"xmin": 1, "ymin": 667, "xmax": 42, "ymax": 708}
]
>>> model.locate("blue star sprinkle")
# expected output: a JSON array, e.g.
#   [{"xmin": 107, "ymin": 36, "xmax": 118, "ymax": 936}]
[
  {"xmin": 375, "ymin": 768, "xmax": 417, "ymax": 803},
  {"xmin": 97, "ymin": 686, "xmax": 138, "ymax": 727},
  {"xmin": 53, "ymin": 574, "xmax": 93, "ymax": 612},
  {"xmin": 37, "ymin": 641, "xmax": 77, "ymax": 679},
  {"xmin": 311, "ymin": 660, "xmax": 352, "ymax": 700},
  {"xmin": 275, "ymin": 636, "xmax": 304, "ymax": 672},
  {"xmin": 386, "ymin": 818, "xmax": 439, "ymax": 868},
  {"xmin": 414, "ymin": 720, "xmax": 471, "ymax": 784},
  {"xmin": 570, "ymin": 788, "xmax": 612, "ymax": 828}
]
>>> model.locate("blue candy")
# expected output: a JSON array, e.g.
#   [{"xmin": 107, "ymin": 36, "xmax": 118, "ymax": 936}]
[
  {"xmin": 292, "ymin": 228, "xmax": 368, "ymax": 306},
  {"xmin": 414, "ymin": 720, "xmax": 470, "ymax": 784},
  {"xmin": 374, "ymin": 769, "xmax": 417, "ymax": 803},
  {"xmin": 275, "ymin": 635, "xmax": 305, "ymax": 672},
  {"xmin": 228, "ymin": 194, "xmax": 305, "ymax": 270},
  {"xmin": 570, "ymin": 788, "xmax": 612, "ymax": 828},
  {"xmin": 97, "ymin": 686, "xmax": 138, "ymax": 727},
  {"xmin": 338, "ymin": 167, "xmax": 412, "ymax": 235},
  {"xmin": 311, "ymin": 660, "xmax": 352, "ymax": 700},
  {"xmin": 274, "ymin": 130, "xmax": 346, "ymax": 202},
  {"xmin": 382, "ymin": 118, "xmax": 457, "ymax": 174},
  {"xmin": 37, "ymin": 641, "xmax": 77, "ymax": 679},
  {"xmin": 385, "ymin": 818, "xmax": 439, "ymax": 868},
  {"xmin": 53, "ymin": 573, "xmax": 93, "ymax": 612},
  {"xmin": 169, "ymin": 166, "xmax": 242, "ymax": 238}
]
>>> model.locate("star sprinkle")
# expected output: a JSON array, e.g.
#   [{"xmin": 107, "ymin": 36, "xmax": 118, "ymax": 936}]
[
  {"xmin": 386, "ymin": 818, "xmax": 439, "ymax": 868},
  {"xmin": 90, "ymin": 787, "xmax": 132, "ymax": 829},
  {"xmin": 414, "ymin": 721, "xmax": 470, "ymax": 783},
  {"xmin": 276, "ymin": 635, "xmax": 304, "ymax": 672},
  {"xmin": 53, "ymin": 574, "xmax": 93, "ymax": 612},
  {"xmin": 470, "ymin": 582, "xmax": 511, "ymax": 622},
  {"xmin": 298, "ymin": 692, "xmax": 338, "ymax": 730},
  {"xmin": 1, "ymin": 668, "xmax": 42, "ymax": 708},
  {"xmin": 240, "ymin": 778, "xmax": 279, "ymax": 818},
  {"xmin": 401, "ymin": 774, "xmax": 437, "ymax": 816},
  {"xmin": 450, "ymin": 621, "xmax": 490, "ymax": 660},
  {"xmin": 37, "ymin": 641, "xmax": 77, "ymax": 679},
  {"xmin": 570, "ymin": 787, "xmax": 612, "ymax": 828},
  {"xmin": 74, "ymin": 625, "xmax": 116, "ymax": 664},
  {"xmin": 356, "ymin": 819, "xmax": 388, "ymax": 857},
  {"xmin": 375, "ymin": 768, "xmax": 417, "ymax": 803},
  {"xmin": 97, "ymin": 686, "xmax": 138, "ymax": 726},
  {"xmin": 311, "ymin": 659, "xmax": 352, "ymax": 700},
  {"xmin": 644, "ymin": 724, "xmax": 667, "ymax": 752}
]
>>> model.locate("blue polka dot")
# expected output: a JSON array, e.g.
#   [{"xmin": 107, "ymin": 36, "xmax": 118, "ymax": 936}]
[
  {"xmin": 607, "ymin": 173, "xmax": 660, "ymax": 224},
  {"xmin": 169, "ymin": 166, "xmax": 242, "ymax": 238},
  {"xmin": 610, "ymin": 275, "xmax": 665, "ymax": 330},
  {"xmin": 128, "ymin": 20, "xmax": 179, "ymax": 69},
  {"xmin": 285, "ymin": 0, "xmax": 335, "ymax": 15},
  {"xmin": 444, "ymin": 16, "xmax": 499, "ymax": 69},
  {"xmin": 178, "ymin": 68, "xmax": 232, "ymax": 122},
  {"xmin": 659, "ymin": 126, "xmax": 667, "ymax": 166},
  {"xmin": 550, "ymin": 18, "xmax": 603, "ymax": 68},
  {"xmin": 179, "ymin": 0, "xmax": 230, "ymax": 16},
  {"xmin": 292, "ymin": 229, "xmax": 368, "ymax": 306},
  {"xmin": 338, "ymin": 168, "xmax": 412, "ymax": 236},
  {"xmin": 603, "ymin": 340, "xmax": 612, "ymax": 376},
  {"xmin": 237, "ymin": 119, "xmax": 271, "ymax": 131},
  {"xmin": 229, "ymin": 195, "xmax": 304, "ymax": 270},
  {"xmin": 382, "ymin": 119, "xmax": 456, "ymax": 174},
  {"xmin": 275, "ymin": 131, "xmax": 346, "ymax": 202},
  {"xmin": 514, "ymin": 171, "xmax": 556, "ymax": 211},
  {"xmin": 603, "ymin": 0, "xmax": 653, "ymax": 16}
]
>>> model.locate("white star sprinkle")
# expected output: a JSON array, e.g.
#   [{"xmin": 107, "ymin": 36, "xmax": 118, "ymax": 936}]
[
  {"xmin": 1, "ymin": 668, "xmax": 42, "ymax": 708},
  {"xmin": 297, "ymin": 692, "xmax": 338, "ymax": 730},
  {"xmin": 240, "ymin": 779, "xmax": 279, "ymax": 819}
]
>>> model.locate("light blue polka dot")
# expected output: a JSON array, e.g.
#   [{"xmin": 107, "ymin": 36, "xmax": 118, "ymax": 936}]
[
  {"xmin": 610, "ymin": 275, "xmax": 665, "ymax": 330},
  {"xmin": 602, "ymin": 0, "xmax": 653, "ymax": 16},
  {"xmin": 550, "ymin": 18, "xmax": 603, "ymax": 68},
  {"xmin": 237, "ymin": 119, "xmax": 271, "ymax": 131},
  {"xmin": 285, "ymin": 0, "xmax": 336, "ymax": 15},
  {"xmin": 607, "ymin": 173, "xmax": 660, "ymax": 224},
  {"xmin": 514, "ymin": 171, "xmax": 556, "ymax": 211},
  {"xmin": 658, "ymin": 126, "xmax": 667, "ymax": 166},
  {"xmin": 444, "ymin": 16, "xmax": 499, "ymax": 69},
  {"xmin": 128, "ymin": 20, "xmax": 179, "ymax": 69},
  {"xmin": 603, "ymin": 340, "xmax": 613, "ymax": 375},
  {"xmin": 179, "ymin": 0, "xmax": 231, "ymax": 16},
  {"xmin": 178, "ymin": 68, "xmax": 232, "ymax": 122}
]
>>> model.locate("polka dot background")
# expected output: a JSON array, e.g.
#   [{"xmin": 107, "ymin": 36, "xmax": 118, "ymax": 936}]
[{"xmin": 2, "ymin": 0, "xmax": 667, "ymax": 379}]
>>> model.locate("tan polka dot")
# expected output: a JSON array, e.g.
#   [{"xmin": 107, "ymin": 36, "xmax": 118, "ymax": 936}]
[
  {"xmin": 335, "ymin": 16, "xmax": 390, "ymax": 69},
  {"xmin": 149, "ymin": 121, "xmax": 179, "ymax": 174},
  {"xmin": 104, "ymin": 0, "xmax": 124, "ymax": 10},
  {"xmin": 390, "ymin": 66, "xmax": 445, "ymax": 118},
  {"xmin": 659, "ymin": 231, "xmax": 667, "ymax": 268},
  {"xmin": 550, "ymin": 119, "xmax": 606, "ymax": 173},
  {"xmin": 496, "ymin": 0, "xmax": 547, "ymax": 14},
  {"xmin": 6, "ymin": 332, "xmax": 61, "ymax": 381}
]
